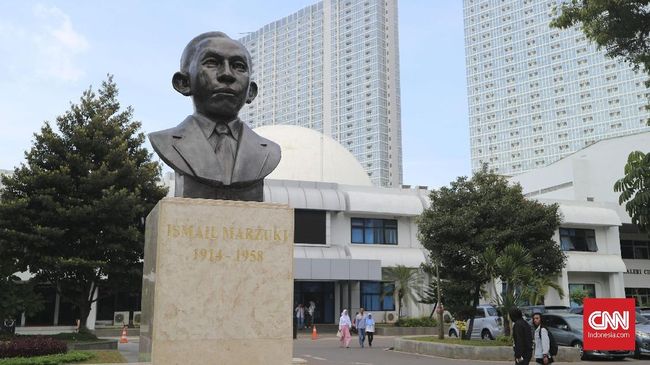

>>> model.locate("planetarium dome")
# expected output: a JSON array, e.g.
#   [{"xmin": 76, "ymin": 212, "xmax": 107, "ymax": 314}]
[{"xmin": 253, "ymin": 125, "xmax": 372, "ymax": 186}]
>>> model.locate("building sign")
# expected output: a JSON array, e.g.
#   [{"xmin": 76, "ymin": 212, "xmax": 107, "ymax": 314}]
[{"xmin": 625, "ymin": 268, "xmax": 650, "ymax": 275}]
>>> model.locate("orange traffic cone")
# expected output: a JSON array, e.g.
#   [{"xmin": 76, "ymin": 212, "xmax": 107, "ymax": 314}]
[
  {"xmin": 120, "ymin": 326, "xmax": 128, "ymax": 343},
  {"xmin": 311, "ymin": 325, "xmax": 318, "ymax": 340}
]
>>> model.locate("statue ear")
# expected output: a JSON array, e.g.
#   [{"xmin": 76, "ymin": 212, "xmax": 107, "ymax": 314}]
[
  {"xmin": 246, "ymin": 82, "xmax": 258, "ymax": 104},
  {"xmin": 172, "ymin": 72, "xmax": 192, "ymax": 96}
]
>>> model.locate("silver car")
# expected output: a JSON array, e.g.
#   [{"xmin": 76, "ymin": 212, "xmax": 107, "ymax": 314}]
[{"xmin": 449, "ymin": 305, "xmax": 504, "ymax": 340}]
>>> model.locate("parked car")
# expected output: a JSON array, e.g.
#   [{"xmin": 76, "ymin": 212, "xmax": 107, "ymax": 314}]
[
  {"xmin": 448, "ymin": 305, "xmax": 504, "ymax": 340},
  {"xmin": 568, "ymin": 306, "xmax": 583, "ymax": 315},
  {"xmin": 638, "ymin": 307, "xmax": 650, "ymax": 321},
  {"xmin": 539, "ymin": 313, "xmax": 632, "ymax": 360},
  {"xmin": 635, "ymin": 314, "xmax": 650, "ymax": 358},
  {"xmin": 521, "ymin": 305, "xmax": 571, "ymax": 318}
]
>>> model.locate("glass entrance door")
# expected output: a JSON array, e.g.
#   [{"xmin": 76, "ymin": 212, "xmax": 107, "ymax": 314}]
[{"xmin": 294, "ymin": 281, "xmax": 335, "ymax": 324}]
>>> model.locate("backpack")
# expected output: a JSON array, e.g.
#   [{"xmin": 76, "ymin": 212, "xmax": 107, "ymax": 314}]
[{"xmin": 540, "ymin": 327, "xmax": 558, "ymax": 357}]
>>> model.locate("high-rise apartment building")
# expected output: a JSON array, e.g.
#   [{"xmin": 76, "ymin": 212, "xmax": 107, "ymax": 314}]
[
  {"xmin": 239, "ymin": 0, "xmax": 402, "ymax": 187},
  {"xmin": 464, "ymin": 0, "xmax": 650, "ymax": 175}
]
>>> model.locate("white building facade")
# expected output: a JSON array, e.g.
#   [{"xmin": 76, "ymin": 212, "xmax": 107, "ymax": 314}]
[
  {"xmin": 238, "ymin": 0, "xmax": 403, "ymax": 188},
  {"xmin": 464, "ymin": 0, "xmax": 650, "ymax": 175},
  {"xmin": 510, "ymin": 132, "xmax": 650, "ymax": 307},
  {"xmin": 265, "ymin": 179, "xmax": 432, "ymax": 323}
]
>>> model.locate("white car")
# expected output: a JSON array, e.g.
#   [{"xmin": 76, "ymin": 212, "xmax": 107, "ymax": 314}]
[{"xmin": 448, "ymin": 305, "xmax": 504, "ymax": 340}]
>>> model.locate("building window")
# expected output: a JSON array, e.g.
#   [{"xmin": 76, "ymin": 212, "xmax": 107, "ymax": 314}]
[
  {"xmin": 621, "ymin": 240, "xmax": 650, "ymax": 259},
  {"xmin": 351, "ymin": 218, "xmax": 397, "ymax": 244},
  {"xmin": 294, "ymin": 209, "xmax": 326, "ymax": 244},
  {"xmin": 560, "ymin": 228, "xmax": 597, "ymax": 252},
  {"xmin": 360, "ymin": 281, "xmax": 395, "ymax": 311},
  {"xmin": 626, "ymin": 288, "xmax": 650, "ymax": 306},
  {"xmin": 569, "ymin": 283, "xmax": 596, "ymax": 307}
]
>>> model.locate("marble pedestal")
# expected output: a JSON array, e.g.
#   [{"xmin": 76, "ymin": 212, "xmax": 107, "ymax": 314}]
[{"xmin": 140, "ymin": 198, "xmax": 294, "ymax": 365}]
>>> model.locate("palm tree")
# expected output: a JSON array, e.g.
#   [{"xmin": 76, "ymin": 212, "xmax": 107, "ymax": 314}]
[
  {"xmin": 483, "ymin": 243, "xmax": 534, "ymax": 336},
  {"xmin": 523, "ymin": 275, "xmax": 565, "ymax": 306},
  {"xmin": 383, "ymin": 265, "xmax": 420, "ymax": 317}
]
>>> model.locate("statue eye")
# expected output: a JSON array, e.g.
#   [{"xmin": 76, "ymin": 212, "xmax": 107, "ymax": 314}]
[
  {"xmin": 202, "ymin": 58, "xmax": 219, "ymax": 67},
  {"xmin": 233, "ymin": 62, "xmax": 247, "ymax": 72}
]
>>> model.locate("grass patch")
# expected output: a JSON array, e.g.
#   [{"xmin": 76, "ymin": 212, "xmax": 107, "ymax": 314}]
[
  {"xmin": 0, "ymin": 350, "xmax": 125, "ymax": 365},
  {"xmin": 0, "ymin": 351, "xmax": 92, "ymax": 365},
  {"xmin": 411, "ymin": 336, "xmax": 511, "ymax": 347},
  {"xmin": 74, "ymin": 350, "xmax": 126, "ymax": 364}
]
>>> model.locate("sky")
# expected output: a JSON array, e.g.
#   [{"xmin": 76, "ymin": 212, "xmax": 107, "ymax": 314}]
[{"xmin": 0, "ymin": 0, "xmax": 469, "ymax": 189}]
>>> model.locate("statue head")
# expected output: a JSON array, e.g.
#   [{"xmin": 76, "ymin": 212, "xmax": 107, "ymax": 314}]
[{"xmin": 172, "ymin": 32, "xmax": 258, "ymax": 122}]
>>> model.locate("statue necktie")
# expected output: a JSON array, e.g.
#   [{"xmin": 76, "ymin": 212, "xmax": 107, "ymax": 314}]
[{"xmin": 213, "ymin": 124, "xmax": 236, "ymax": 183}]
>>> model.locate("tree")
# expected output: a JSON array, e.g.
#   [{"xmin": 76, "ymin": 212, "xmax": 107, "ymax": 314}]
[
  {"xmin": 552, "ymin": 1, "xmax": 650, "ymax": 233},
  {"xmin": 482, "ymin": 244, "xmax": 535, "ymax": 337},
  {"xmin": 0, "ymin": 253, "xmax": 42, "ymax": 325},
  {"xmin": 383, "ymin": 265, "xmax": 420, "ymax": 317},
  {"xmin": 0, "ymin": 76, "xmax": 168, "ymax": 331},
  {"xmin": 551, "ymin": 0, "xmax": 650, "ymax": 88},
  {"xmin": 523, "ymin": 275, "xmax": 565, "ymax": 307},
  {"xmin": 570, "ymin": 288, "xmax": 588, "ymax": 307},
  {"xmin": 614, "ymin": 151, "xmax": 650, "ymax": 232},
  {"xmin": 418, "ymin": 169, "xmax": 565, "ymax": 339}
]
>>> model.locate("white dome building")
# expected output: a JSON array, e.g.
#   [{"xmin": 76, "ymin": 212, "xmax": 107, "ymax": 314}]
[{"xmin": 254, "ymin": 125, "xmax": 372, "ymax": 186}]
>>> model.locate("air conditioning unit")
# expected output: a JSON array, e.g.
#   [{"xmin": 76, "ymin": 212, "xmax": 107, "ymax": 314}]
[
  {"xmin": 132, "ymin": 311, "xmax": 142, "ymax": 327},
  {"xmin": 385, "ymin": 311, "xmax": 398, "ymax": 324},
  {"xmin": 113, "ymin": 311, "xmax": 129, "ymax": 327}
]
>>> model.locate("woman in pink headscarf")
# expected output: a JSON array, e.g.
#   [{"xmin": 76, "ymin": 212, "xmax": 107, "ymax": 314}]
[{"xmin": 338, "ymin": 309, "xmax": 352, "ymax": 348}]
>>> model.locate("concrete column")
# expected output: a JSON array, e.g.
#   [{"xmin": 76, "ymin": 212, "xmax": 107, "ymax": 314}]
[
  {"xmin": 20, "ymin": 312, "xmax": 26, "ymax": 327},
  {"xmin": 347, "ymin": 280, "xmax": 352, "ymax": 316},
  {"xmin": 53, "ymin": 291, "xmax": 60, "ymax": 326},
  {"xmin": 560, "ymin": 270, "xmax": 570, "ymax": 307},
  {"xmin": 86, "ymin": 288, "xmax": 98, "ymax": 330},
  {"xmin": 609, "ymin": 272, "xmax": 626, "ymax": 298}
]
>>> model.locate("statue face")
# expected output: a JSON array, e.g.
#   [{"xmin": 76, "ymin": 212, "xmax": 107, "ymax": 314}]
[{"xmin": 188, "ymin": 37, "xmax": 253, "ymax": 120}]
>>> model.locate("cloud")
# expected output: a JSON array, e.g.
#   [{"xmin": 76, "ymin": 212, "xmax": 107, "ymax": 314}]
[
  {"xmin": 31, "ymin": 4, "xmax": 89, "ymax": 81},
  {"xmin": 0, "ymin": 4, "xmax": 89, "ymax": 83}
]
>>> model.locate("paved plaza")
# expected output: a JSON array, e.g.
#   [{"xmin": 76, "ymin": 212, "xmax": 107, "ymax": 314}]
[{"xmin": 114, "ymin": 334, "xmax": 650, "ymax": 365}]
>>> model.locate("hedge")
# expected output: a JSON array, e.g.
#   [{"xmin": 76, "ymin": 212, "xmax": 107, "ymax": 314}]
[
  {"xmin": 0, "ymin": 337, "xmax": 67, "ymax": 358},
  {"xmin": 0, "ymin": 352, "xmax": 91, "ymax": 365},
  {"xmin": 394, "ymin": 316, "xmax": 438, "ymax": 327}
]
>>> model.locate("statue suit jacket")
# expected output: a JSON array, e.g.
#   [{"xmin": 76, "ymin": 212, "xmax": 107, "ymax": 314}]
[{"xmin": 149, "ymin": 115, "xmax": 280, "ymax": 201}]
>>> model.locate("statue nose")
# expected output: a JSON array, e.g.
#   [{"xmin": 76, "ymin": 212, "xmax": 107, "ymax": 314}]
[{"xmin": 217, "ymin": 63, "xmax": 236, "ymax": 83}]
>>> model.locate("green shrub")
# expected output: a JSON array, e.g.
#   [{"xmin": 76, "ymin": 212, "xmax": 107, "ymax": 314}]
[
  {"xmin": 495, "ymin": 335, "xmax": 513, "ymax": 346},
  {"xmin": 0, "ymin": 337, "xmax": 66, "ymax": 358},
  {"xmin": 394, "ymin": 316, "xmax": 438, "ymax": 327},
  {"xmin": 0, "ymin": 351, "xmax": 92, "ymax": 365}
]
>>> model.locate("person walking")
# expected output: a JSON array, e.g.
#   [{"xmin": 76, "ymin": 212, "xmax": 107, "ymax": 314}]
[
  {"xmin": 365, "ymin": 313, "xmax": 375, "ymax": 347},
  {"xmin": 355, "ymin": 307, "xmax": 367, "ymax": 348},
  {"xmin": 533, "ymin": 313, "xmax": 552, "ymax": 364},
  {"xmin": 510, "ymin": 308, "xmax": 533, "ymax": 365},
  {"xmin": 295, "ymin": 303, "xmax": 305, "ymax": 330},
  {"xmin": 339, "ymin": 309, "xmax": 352, "ymax": 348},
  {"xmin": 307, "ymin": 300, "xmax": 316, "ymax": 328}
]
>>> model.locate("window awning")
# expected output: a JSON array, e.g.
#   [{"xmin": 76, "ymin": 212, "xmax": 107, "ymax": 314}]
[
  {"xmin": 347, "ymin": 246, "xmax": 428, "ymax": 268},
  {"xmin": 344, "ymin": 190, "xmax": 429, "ymax": 216},
  {"xmin": 294, "ymin": 258, "xmax": 382, "ymax": 281},
  {"xmin": 557, "ymin": 204, "xmax": 621, "ymax": 226},
  {"xmin": 265, "ymin": 180, "xmax": 347, "ymax": 211},
  {"xmin": 565, "ymin": 253, "xmax": 627, "ymax": 273}
]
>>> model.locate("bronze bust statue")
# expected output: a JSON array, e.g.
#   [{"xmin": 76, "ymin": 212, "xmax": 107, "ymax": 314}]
[{"xmin": 149, "ymin": 32, "xmax": 280, "ymax": 201}]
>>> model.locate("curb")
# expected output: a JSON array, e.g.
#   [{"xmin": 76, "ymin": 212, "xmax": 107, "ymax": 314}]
[{"xmin": 393, "ymin": 336, "xmax": 581, "ymax": 362}]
